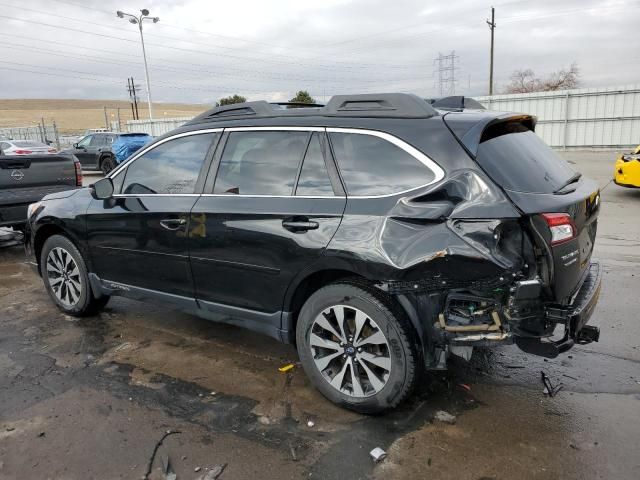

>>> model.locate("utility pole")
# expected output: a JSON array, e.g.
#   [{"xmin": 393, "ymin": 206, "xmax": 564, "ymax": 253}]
[
  {"xmin": 487, "ymin": 6, "xmax": 496, "ymax": 95},
  {"xmin": 133, "ymin": 82, "xmax": 140, "ymax": 120},
  {"xmin": 126, "ymin": 77, "xmax": 141, "ymax": 120},
  {"xmin": 103, "ymin": 106, "xmax": 109, "ymax": 130},
  {"xmin": 127, "ymin": 78, "xmax": 134, "ymax": 119}
]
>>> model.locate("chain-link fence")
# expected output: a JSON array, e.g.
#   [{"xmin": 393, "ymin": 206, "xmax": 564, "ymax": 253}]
[{"xmin": 0, "ymin": 122, "xmax": 61, "ymax": 149}]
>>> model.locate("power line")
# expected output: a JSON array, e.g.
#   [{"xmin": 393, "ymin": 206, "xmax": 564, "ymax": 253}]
[
  {"xmin": 0, "ymin": 4, "xmax": 423, "ymax": 71},
  {"xmin": 317, "ymin": 1, "xmax": 634, "ymax": 58},
  {"xmin": 0, "ymin": 41, "xmax": 429, "ymax": 87}
]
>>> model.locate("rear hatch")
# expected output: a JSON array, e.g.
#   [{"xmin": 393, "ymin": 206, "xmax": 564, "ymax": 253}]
[{"xmin": 444, "ymin": 113, "xmax": 600, "ymax": 302}]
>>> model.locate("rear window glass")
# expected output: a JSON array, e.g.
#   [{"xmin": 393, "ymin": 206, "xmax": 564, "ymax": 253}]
[
  {"xmin": 476, "ymin": 124, "xmax": 576, "ymax": 193},
  {"xmin": 329, "ymin": 132, "xmax": 435, "ymax": 196}
]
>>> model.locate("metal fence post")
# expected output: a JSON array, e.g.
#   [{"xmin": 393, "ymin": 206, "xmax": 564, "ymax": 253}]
[
  {"xmin": 563, "ymin": 91, "xmax": 570, "ymax": 150},
  {"xmin": 53, "ymin": 121, "xmax": 60, "ymax": 150}
]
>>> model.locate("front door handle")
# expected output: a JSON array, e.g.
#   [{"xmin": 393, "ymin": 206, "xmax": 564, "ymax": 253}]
[
  {"xmin": 282, "ymin": 219, "xmax": 319, "ymax": 232},
  {"xmin": 160, "ymin": 218, "xmax": 186, "ymax": 231}
]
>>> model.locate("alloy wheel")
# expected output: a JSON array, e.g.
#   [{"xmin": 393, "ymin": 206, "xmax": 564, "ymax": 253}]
[
  {"xmin": 309, "ymin": 304, "xmax": 391, "ymax": 398},
  {"xmin": 46, "ymin": 247, "xmax": 82, "ymax": 308}
]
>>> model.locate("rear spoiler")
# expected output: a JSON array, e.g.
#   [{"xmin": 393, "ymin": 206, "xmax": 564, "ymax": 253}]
[{"xmin": 443, "ymin": 112, "xmax": 537, "ymax": 157}]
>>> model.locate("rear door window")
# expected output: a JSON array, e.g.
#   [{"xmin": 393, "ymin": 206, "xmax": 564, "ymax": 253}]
[
  {"xmin": 476, "ymin": 123, "xmax": 576, "ymax": 193},
  {"xmin": 89, "ymin": 135, "xmax": 105, "ymax": 147},
  {"xmin": 296, "ymin": 133, "xmax": 334, "ymax": 196},
  {"xmin": 121, "ymin": 133, "xmax": 217, "ymax": 195},
  {"xmin": 214, "ymin": 131, "xmax": 308, "ymax": 195},
  {"xmin": 328, "ymin": 131, "xmax": 436, "ymax": 196}
]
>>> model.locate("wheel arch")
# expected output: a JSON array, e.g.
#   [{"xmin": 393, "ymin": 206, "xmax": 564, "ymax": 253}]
[
  {"xmin": 282, "ymin": 267, "xmax": 432, "ymax": 366},
  {"xmin": 33, "ymin": 222, "xmax": 85, "ymax": 275},
  {"xmin": 282, "ymin": 268, "xmax": 364, "ymax": 343}
]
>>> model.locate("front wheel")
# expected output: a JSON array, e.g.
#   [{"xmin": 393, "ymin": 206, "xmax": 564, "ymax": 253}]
[
  {"xmin": 40, "ymin": 234, "xmax": 109, "ymax": 316},
  {"xmin": 296, "ymin": 281, "xmax": 419, "ymax": 413}
]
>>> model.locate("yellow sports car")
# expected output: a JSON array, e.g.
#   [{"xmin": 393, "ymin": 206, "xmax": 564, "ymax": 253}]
[{"xmin": 614, "ymin": 145, "xmax": 640, "ymax": 188}]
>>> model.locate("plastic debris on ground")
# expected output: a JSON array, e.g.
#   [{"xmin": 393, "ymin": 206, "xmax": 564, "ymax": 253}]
[
  {"xmin": 434, "ymin": 410, "xmax": 457, "ymax": 424},
  {"xmin": 369, "ymin": 447, "xmax": 387, "ymax": 463},
  {"xmin": 278, "ymin": 363, "xmax": 295, "ymax": 373},
  {"xmin": 195, "ymin": 464, "xmax": 227, "ymax": 480}
]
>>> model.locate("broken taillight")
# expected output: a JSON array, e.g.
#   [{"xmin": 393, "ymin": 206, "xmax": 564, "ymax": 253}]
[
  {"xmin": 74, "ymin": 158, "xmax": 83, "ymax": 186},
  {"xmin": 542, "ymin": 213, "xmax": 576, "ymax": 245}
]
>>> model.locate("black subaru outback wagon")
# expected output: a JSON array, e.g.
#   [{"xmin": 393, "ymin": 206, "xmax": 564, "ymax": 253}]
[{"xmin": 26, "ymin": 94, "xmax": 601, "ymax": 413}]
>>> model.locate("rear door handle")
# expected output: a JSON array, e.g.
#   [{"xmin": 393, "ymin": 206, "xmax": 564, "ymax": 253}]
[
  {"xmin": 160, "ymin": 218, "xmax": 186, "ymax": 231},
  {"xmin": 282, "ymin": 220, "xmax": 319, "ymax": 232}
]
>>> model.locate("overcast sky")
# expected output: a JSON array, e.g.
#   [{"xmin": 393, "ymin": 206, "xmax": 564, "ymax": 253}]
[{"xmin": 0, "ymin": 0, "xmax": 638, "ymax": 104}]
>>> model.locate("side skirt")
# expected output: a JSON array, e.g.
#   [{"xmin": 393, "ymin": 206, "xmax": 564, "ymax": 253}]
[{"xmin": 88, "ymin": 273, "xmax": 290, "ymax": 343}]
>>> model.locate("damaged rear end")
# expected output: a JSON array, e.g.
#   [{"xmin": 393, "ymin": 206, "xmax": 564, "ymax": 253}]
[{"xmin": 377, "ymin": 112, "xmax": 602, "ymax": 366}]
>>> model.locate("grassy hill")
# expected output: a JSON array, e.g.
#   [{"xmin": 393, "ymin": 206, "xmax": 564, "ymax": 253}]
[{"xmin": 0, "ymin": 99, "xmax": 208, "ymax": 134}]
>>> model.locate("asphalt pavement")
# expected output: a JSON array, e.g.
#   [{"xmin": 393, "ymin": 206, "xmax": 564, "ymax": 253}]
[{"xmin": 0, "ymin": 151, "xmax": 638, "ymax": 479}]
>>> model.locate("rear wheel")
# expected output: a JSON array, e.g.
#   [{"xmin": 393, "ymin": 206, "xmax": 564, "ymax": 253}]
[
  {"xmin": 100, "ymin": 156, "xmax": 116, "ymax": 175},
  {"xmin": 40, "ymin": 234, "xmax": 109, "ymax": 316},
  {"xmin": 296, "ymin": 281, "xmax": 419, "ymax": 413}
]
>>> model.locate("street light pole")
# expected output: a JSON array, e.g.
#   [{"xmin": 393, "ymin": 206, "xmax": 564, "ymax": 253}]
[
  {"xmin": 137, "ymin": 19, "xmax": 154, "ymax": 121},
  {"xmin": 116, "ymin": 9, "xmax": 159, "ymax": 121}
]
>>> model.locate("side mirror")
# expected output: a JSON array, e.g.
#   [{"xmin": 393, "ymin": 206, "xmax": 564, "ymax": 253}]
[
  {"xmin": 91, "ymin": 177, "xmax": 114, "ymax": 200},
  {"xmin": 73, "ymin": 143, "xmax": 79, "ymax": 148}
]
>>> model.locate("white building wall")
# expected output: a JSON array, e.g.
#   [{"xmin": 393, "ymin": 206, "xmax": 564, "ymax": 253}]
[
  {"xmin": 126, "ymin": 117, "xmax": 194, "ymax": 136},
  {"xmin": 476, "ymin": 85, "xmax": 640, "ymax": 149}
]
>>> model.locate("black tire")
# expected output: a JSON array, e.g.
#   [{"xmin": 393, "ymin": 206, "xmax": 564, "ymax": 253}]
[
  {"xmin": 40, "ymin": 234, "xmax": 109, "ymax": 316},
  {"xmin": 296, "ymin": 281, "xmax": 419, "ymax": 414},
  {"xmin": 100, "ymin": 156, "xmax": 116, "ymax": 175}
]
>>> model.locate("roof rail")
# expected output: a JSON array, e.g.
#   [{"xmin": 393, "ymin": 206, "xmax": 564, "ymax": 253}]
[
  {"xmin": 323, "ymin": 93, "xmax": 437, "ymax": 118},
  {"xmin": 188, "ymin": 101, "xmax": 275, "ymax": 123},
  {"xmin": 185, "ymin": 93, "xmax": 438, "ymax": 125}
]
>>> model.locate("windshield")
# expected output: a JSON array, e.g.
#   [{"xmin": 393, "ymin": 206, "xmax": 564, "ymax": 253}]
[{"xmin": 475, "ymin": 123, "xmax": 576, "ymax": 193}]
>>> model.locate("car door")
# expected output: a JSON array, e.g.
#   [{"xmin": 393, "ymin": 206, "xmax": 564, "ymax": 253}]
[
  {"xmin": 86, "ymin": 130, "xmax": 221, "ymax": 302},
  {"xmin": 189, "ymin": 127, "xmax": 346, "ymax": 328},
  {"xmin": 73, "ymin": 135, "xmax": 96, "ymax": 167}
]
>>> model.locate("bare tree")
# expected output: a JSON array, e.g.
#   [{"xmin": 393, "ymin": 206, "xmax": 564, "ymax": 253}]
[
  {"xmin": 503, "ymin": 63, "xmax": 579, "ymax": 94},
  {"xmin": 505, "ymin": 69, "xmax": 540, "ymax": 94},
  {"xmin": 540, "ymin": 63, "xmax": 580, "ymax": 91}
]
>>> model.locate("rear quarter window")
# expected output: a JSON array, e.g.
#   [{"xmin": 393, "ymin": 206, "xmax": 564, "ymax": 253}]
[
  {"xmin": 476, "ymin": 123, "xmax": 576, "ymax": 193},
  {"xmin": 328, "ymin": 131, "xmax": 438, "ymax": 196}
]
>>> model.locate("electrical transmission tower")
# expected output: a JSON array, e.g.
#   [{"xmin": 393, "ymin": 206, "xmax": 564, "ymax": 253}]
[{"xmin": 433, "ymin": 51, "xmax": 459, "ymax": 96}]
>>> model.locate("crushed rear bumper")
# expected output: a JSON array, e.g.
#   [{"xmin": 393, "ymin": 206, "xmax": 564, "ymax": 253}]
[{"xmin": 516, "ymin": 261, "xmax": 602, "ymax": 358}]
